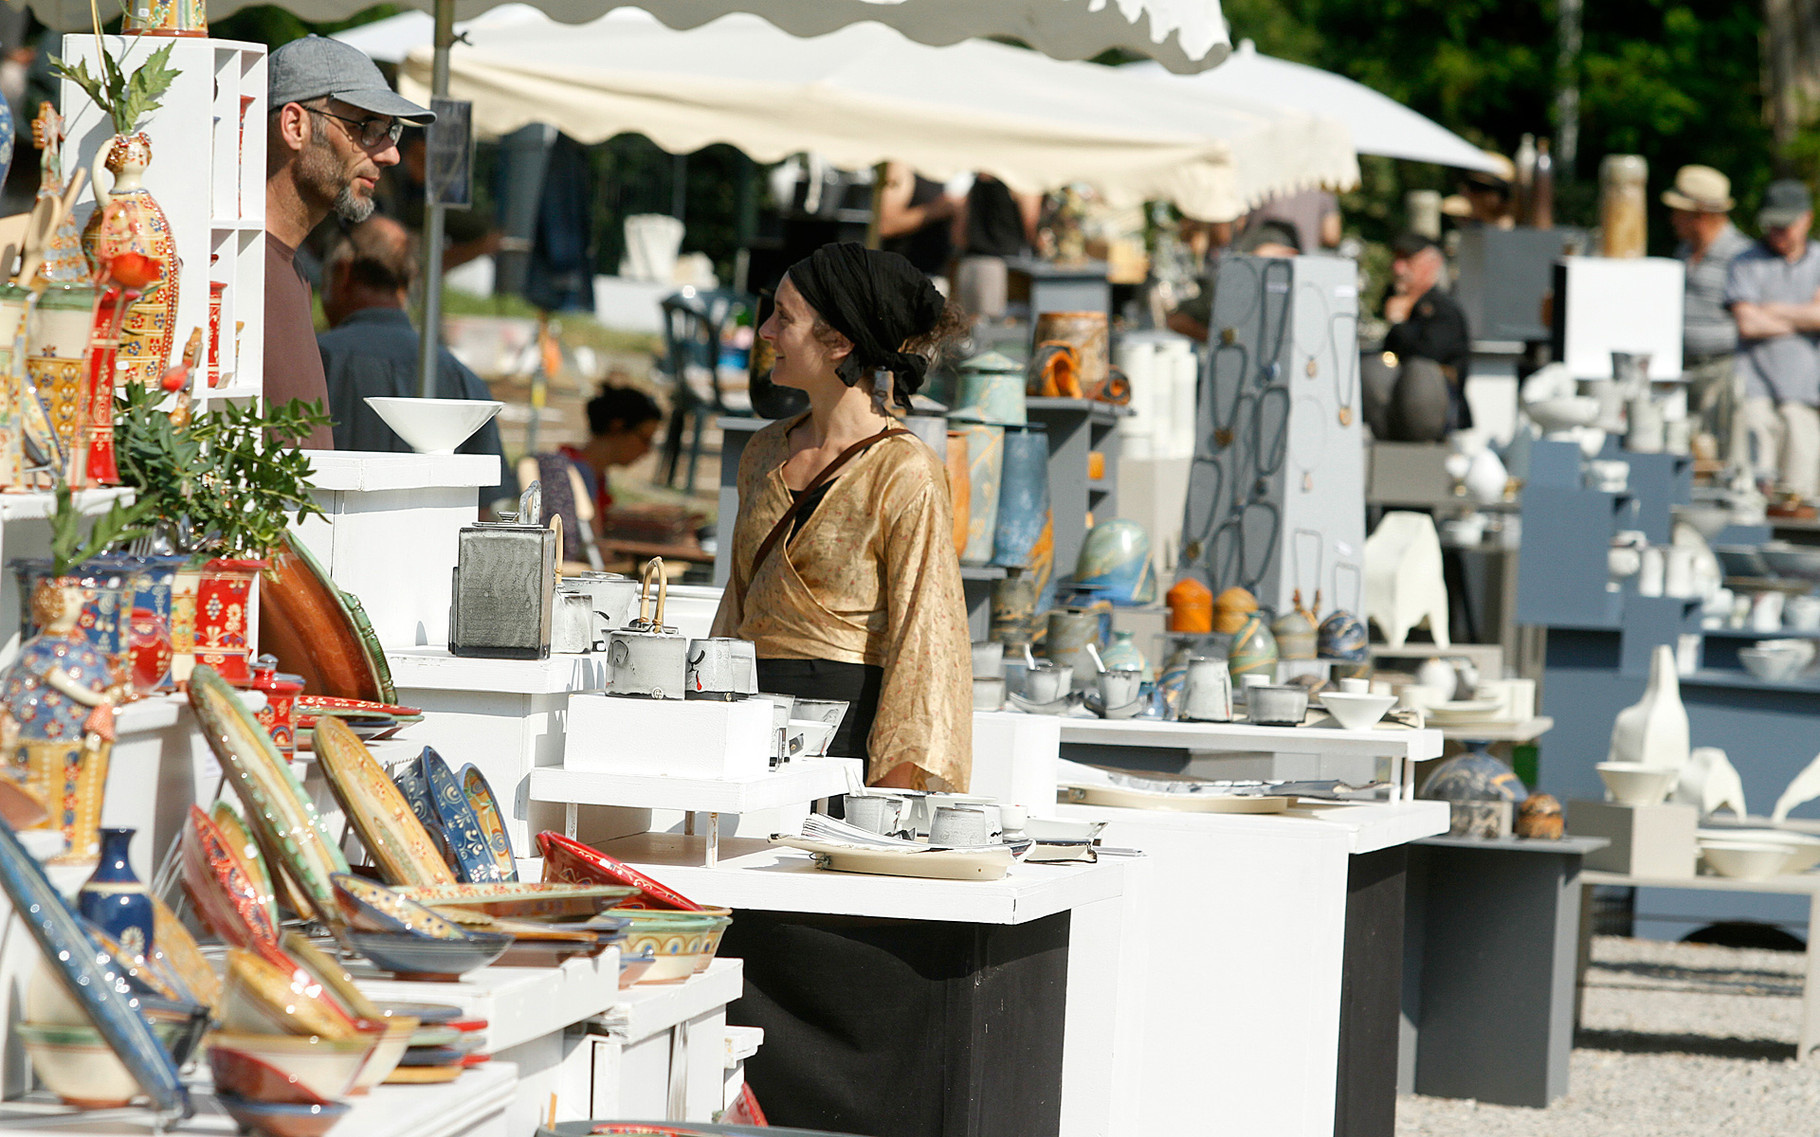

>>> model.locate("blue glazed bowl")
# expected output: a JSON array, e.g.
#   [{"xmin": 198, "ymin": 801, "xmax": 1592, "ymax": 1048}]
[
  {"xmin": 214, "ymin": 1091, "xmax": 351, "ymax": 1137},
  {"xmin": 420, "ymin": 748, "xmax": 506, "ymax": 885},
  {"xmin": 346, "ymin": 929, "xmax": 513, "ymax": 979}
]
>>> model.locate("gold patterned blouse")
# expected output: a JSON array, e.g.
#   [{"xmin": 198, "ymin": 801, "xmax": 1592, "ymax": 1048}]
[{"xmin": 711, "ymin": 415, "xmax": 973, "ymax": 791}]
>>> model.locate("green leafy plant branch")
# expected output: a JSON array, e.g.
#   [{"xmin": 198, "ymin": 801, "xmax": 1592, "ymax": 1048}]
[
  {"xmin": 47, "ymin": 482, "xmax": 154, "ymax": 576},
  {"xmin": 51, "ymin": 40, "xmax": 178, "ymax": 137}
]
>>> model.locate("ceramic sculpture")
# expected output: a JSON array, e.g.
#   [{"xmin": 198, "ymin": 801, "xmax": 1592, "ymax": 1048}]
[
  {"xmin": 1422, "ymin": 743, "xmax": 1525, "ymax": 838},
  {"xmin": 1074, "ymin": 518, "xmax": 1155, "ymax": 606},
  {"xmin": 1773, "ymin": 752, "xmax": 1820, "ymax": 823},
  {"xmin": 1213, "ymin": 586, "xmax": 1258, "ymax": 635},
  {"xmin": 1607, "ymin": 644, "xmax": 1689, "ymax": 772},
  {"xmin": 1316, "ymin": 609, "xmax": 1369, "ymax": 680},
  {"xmin": 1675, "ymin": 746, "xmax": 1747, "ymax": 818},
  {"xmin": 123, "ymin": 0, "xmax": 207, "ymax": 35},
  {"xmin": 76, "ymin": 827, "xmax": 153, "ymax": 957},
  {"xmin": 0, "ymin": 582, "xmax": 123, "ymax": 861},
  {"xmin": 32, "ymin": 104, "xmax": 86, "ymax": 285},
  {"xmin": 1462, "ymin": 447, "xmax": 1508, "ymax": 505},
  {"xmin": 1032, "ymin": 311, "xmax": 1109, "ymax": 397},
  {"xmin": 1515, "ymin": 793, "xmax": 1564, "ymax": 839},
  {"xmin": 1227, "ymin": 612, "xmax": 1278, "ymax": 682},
  {"xmin": 1363, "ymin": 511, "xmax": 1449, "ymax": 648},
  {"xmin": 80, "ymin": 133, "xmax": 178, "ymax": 388},
  {"xmin": 1270, "ymin": 590, "xmax": 1318, "ymax": 661}
]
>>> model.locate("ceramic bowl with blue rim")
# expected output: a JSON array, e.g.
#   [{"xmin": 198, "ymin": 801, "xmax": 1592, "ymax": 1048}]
[
  {"xmin": 420, "ymin": 748, "xmax": 505, "ymax": 884},
  {"xmin": 459, "ymin": 763, "xmax": 519, "ymax": 882},
  {"xmin": 331, "ymin": 873, "xmax": 468, "ymax": 941}
]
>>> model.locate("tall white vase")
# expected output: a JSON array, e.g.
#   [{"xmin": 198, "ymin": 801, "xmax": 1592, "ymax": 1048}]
[{"xmin": 1607, "ymin": 644, "xmax": 1690, "ymax": 771}]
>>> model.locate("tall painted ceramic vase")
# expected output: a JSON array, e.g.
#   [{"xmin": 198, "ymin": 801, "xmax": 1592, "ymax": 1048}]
[
  {"xmin": 953, "ymin": 351, "xmax": 1027, "ymax": 425},
  {"xmin": 944, "ymin": 430, "xmax": 970, "ymax": 559},
  {"xmin": 170, "ymin": 559, "xmax": 264, "ymax": 686},
  {"xmin": 24, "ymin": 282, "xmax": 97, "ymax": 486},
  {"xmin": 0, "ymin": 280, "xmax": 30, "ymax": 487},
  {"xmin": 1228, "ymin": 612, "xmax": 1279, "ymax": 684},
  {"xmin": 992, "ymin": 423, "xmax": 1051, "ymax": 601},
  {"xmin": 81, "ymin": 134, "xmax": 178, "ymax": 388},
  {"xmin": 77, "ymin": 827, "xmax": 153, "ymax": 958},
  {"xmin": 953, "ymin": 417, "xmax": 1003, "ymax": 566}
]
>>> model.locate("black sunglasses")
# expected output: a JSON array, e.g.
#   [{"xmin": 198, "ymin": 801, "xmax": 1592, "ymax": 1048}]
[{"xmin": 306, "ymin": 105, "xmax": 404, "ymax": 149}]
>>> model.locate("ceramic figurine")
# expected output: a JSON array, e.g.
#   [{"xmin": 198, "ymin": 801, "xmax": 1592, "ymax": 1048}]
[
  {"xmin": 1075, "ymin": 518, "xmax": 1156, "ymax": 606},
  {"xmin": 952, "ymin": 418, "xmax": 1003, "ymax": 566},
  {"xmin": 1213, "ymin": 586, "xmax": 1257, "ymax": 635},
  {"xmin": 77, "ymin": 827, "xmax": 153, "ymax": 957},
  {"xmin": 32, "ymin": 105, "xmax": 87, "ymax": 285},
  {"xmin": 988, "ymin": 568, "xmax": 1037, "ymax": 647},
  {"xmin": 1363, "ymin": 511, "xmax": 1450, "ymax": 648},
  {"xmin": 1462, "ymin": 447, "xmax": 1508, "ymax": 505},
  {"xmin": 1675, "ymin": 746, "xmax": 1747, "ymax": 818},
  {"xmin": 80, "ymin": 133, "xmax": 179, "ymax": 388},
  {"xmin": 0, "ymin": 581, "xmax": 124, "ymax": 861},
  {"xmin": 1515, "ymin": 793, "xmax": 1564, "ymax": 840},
  {"xmin": 1166, "ymin": 577, "xmax": 1212, "ymax": 633},
  {"xmin": 1270, "ymin": 590, "xmax": 1319, "ymax": 661},
  {"xmin": 1227, "ymin": 612, "xmax": 1278, "ymax": 683},
  {"xmin": 0, "ymin": 280, "xmax": 28, "ymax": 487},
  {"xmin": 1100, "ymin": 630, "xmax": 1146, "ymax": 676},
  {"xmin": 1607, "ymin": 644, "xmax": 1689, "ymax": 772},
  {"xmin": 953, "ymin": 351, "xmax": 1027, "ymax": 425}
]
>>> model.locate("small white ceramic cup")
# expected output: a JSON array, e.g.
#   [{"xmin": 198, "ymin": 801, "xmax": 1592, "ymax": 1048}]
[
  {"xmin": 930, "ymin": 806, "xmax": 989, "ymax": 846},
  {"xmin": 845, "ymin": 794, "xmax": 904, "ymax": 835},
  {"xmin": 1339, "ymin": 677, "xmax": 1370, "ymax": 694}
]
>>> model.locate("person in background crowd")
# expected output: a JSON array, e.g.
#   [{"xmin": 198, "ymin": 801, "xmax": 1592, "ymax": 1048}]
[
  {"xmin": 1247, "ymin": 187, "xmax": 1341, "ymax": 255},
  {"xmin": 1383, "ymin": 231, "xmax": 1473, "ymax": 431},
  {"xmin": 266, "ymin": 35, "xmax": 434, "ymax": 450},
  {"xmin": 557, "ymin": 384, "xmax": 665, "ymax": 519},
  {"xmin": 1441, "ymin": 153, "xmax": 1518, "ymax": 230},
  {"xmin": 1664, "ymin": 164, "xmax": 1753, "ymax": 464},
  {"xmin": 317, "ymin": 216, "xmax": 506, "ymax": 497},
  {"xmin": 952, "ymin": 171, "xmax": 1041, "ymax": 318},
  {"xmin": 877, "ymin": 161, "xmax": 959, "ymax": 287},
  {"xmin": 1728, "ymin": 179, "xmax": 1820, "ymax": 499}
]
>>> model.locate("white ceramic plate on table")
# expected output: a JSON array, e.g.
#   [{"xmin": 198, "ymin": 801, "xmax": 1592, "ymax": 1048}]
[{"xmin": 1057, "ymin": 783, "xmax": 1290, "ymax": 814}]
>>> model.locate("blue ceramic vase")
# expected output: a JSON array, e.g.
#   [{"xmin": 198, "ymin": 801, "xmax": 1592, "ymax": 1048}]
[
  {"xmin": 1074, "ymin": 518, "xmax": 1156, "ymax": 606},
  {"xmin": 991, "ymin": 423, "xmax": 1050, "ymax": 570},
  {"xmin": 77, "ymin": 827, "xmax": 153, "ymax": 959}
]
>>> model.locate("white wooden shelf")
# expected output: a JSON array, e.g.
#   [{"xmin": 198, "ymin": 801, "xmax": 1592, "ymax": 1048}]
[
  {"xmin": 388, "ymin": 645, "xmax": 610, "ymax": 695},
  {"xmin": 0, "ymin": 1061, "xmax": 516, "ymax": 1136},
  {"xmin": 0, "ymin": 487, "xmax": 133, "ymax": 521},
  {"xmin": 1053, "ymin": 798, "xmax": 1450, "ymax": 856},
  {"xmin": 1056, "ymin": 716, "xmax": 1444, "ymax": 761},
  {"xmin": 530, "ymin": 758, "xmax": 860, "ymax": 815},
  {"xmin": 594, "ymin": 958, "xmax": 745, "ymax": 1043},
  {"xmin": 348, "ymin": 948, "xmax": 623, "ymax": 1053},
  {"xmin": 605, "ymin": 832, "xmax": 1130, "ymax": 925},
  {"xmin": 1436, "ymin": 715, "xmax": 1555, "ymax": 743},
  {"xmin": 304, "ymin": 451, "xmax": 503, "ymax": 492}
]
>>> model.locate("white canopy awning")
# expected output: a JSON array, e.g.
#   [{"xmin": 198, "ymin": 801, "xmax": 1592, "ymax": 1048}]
[
  {"xmin": 380, "ymin": 8, "xmax": 1357, "ymax": 222},
  {"xmin": 12, "ymin": 0, "xmax": 1231, "ymax": 73},
  {"xmin": 1130, "ymin": 40, "xmax": 1500, "ymax": 172}
]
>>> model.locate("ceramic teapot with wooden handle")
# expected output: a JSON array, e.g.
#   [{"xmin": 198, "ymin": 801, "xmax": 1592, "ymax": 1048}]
[{"xmin": 605, "ymin": 558, "xmax": 689, "ymax": 699}]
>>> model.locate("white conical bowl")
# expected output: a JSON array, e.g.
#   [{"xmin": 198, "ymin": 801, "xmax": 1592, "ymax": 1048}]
[
  {"xmin": 364, "ymin": 397, "xmax": 504, "ymax": 454},
  {"xmin": 1317, "ymin": 691, "xmax": 1398, "ymax": 731},
  {"xmin": 1595, "ymin": 762, "xmax": 1677, "ymax": 807}
]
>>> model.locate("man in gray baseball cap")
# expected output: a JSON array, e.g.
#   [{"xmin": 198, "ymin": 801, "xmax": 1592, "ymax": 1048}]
[
  {"xmin": 1728, "ymin": 178, "xmax": 1820, "ymax": 498},
  {"xmin": 265, "ymin": 35, "xmax": 434, "ymax": 449}
]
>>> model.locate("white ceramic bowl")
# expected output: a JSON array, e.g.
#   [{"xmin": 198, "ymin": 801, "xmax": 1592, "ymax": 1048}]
[
  {"xmin": 363, "ymin": 397, "xmax": 504, "ymax": 454},
  {"xmin": 1595, "ymin": 762, "xmax": 1677, "ymax": 807},
  {"xmin": 1699, "ymin": 828, "xmax": 1820, "ymax": 873},
  {"xmin": 1739, "ymin": 647, "xmax": 1806, "ymax": 683},
  {"xmin": 1755, "ymin": 638, "xmax": 1817, "ymax": 667},
  {"xmin": 18, "ymin": 1023, "xmax": 144, "ymax": 1107},
  {"xmin": 1700, "ymin": 840, "xmax": 1796, "ymax": 880},
  {"xmin": 1317, "ymin": 691, "xmax": 1398, "ymax": 731},
  {"xmin": 789, "ymin": 719, "xmax": 837, "ymax": 757},
  {"xmin": 1525, "ymin": 395, "xmax": 1600, "ymax": 433}
]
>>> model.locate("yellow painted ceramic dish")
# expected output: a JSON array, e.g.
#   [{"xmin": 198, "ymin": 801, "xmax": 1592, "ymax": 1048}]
[{"xmin": 315, "ymin": 716, "xmax": 455, "ymax": 887}]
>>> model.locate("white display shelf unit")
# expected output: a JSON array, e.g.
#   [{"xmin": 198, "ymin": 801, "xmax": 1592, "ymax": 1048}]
[
  {"xmin": 59, "ymin": 35, "xmax": 265, "ymax": 409},
  {"xmin": 531, "ymin": 758, "xmax": 861, "ymax": 866},
  {"xmin": 349, "ymin": 948, "xmax": 625, "ymax": 1054}
]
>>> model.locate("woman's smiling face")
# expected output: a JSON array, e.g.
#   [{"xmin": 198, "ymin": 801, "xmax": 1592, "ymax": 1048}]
[{"xmin": 760, "ymin": 275, "xmax": 851, "ymax": 391}]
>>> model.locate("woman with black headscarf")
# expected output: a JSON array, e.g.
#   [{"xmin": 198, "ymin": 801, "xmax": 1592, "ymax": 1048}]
[{"xmin": 711, "ymin": 242, "xmax": 972, "ymax": 791}]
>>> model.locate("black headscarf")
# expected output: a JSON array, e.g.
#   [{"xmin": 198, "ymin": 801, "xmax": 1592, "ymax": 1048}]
[{"xmin": 785, "ymin": 242, "xmax": 945, "ymax": 407}]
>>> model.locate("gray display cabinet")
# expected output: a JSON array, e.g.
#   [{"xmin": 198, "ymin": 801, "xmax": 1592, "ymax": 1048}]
[{"xmin": 1180, "ymin": 254, "xmax": 1365, "ymax": 616}]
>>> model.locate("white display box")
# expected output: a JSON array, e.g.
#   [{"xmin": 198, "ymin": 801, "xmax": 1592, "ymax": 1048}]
[
  {"xmin": 566, "ymin": 693, "xmax": 772, "ymax": 779},
  {"xmin": 970, "ymin": 710, "xmax": 1061, "ymax": 817},
  {"xmin": 1557, "ymin": 256, "xmax": 1686, "ymax": 381}
]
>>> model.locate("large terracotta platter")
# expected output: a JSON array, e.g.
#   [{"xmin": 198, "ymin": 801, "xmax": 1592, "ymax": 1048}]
[
  {"xmin": 316, "ymin": 717, "xmax": 454, "ymax": 887},
  {"xmin": 187, "ymin": 665, "xmax": 350, "ymax": 923}
]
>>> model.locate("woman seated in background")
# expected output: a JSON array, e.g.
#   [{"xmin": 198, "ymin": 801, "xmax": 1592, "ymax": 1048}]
[{"xmin": 521, "ymin": 384, "xmax": 663, "ymax": 569}]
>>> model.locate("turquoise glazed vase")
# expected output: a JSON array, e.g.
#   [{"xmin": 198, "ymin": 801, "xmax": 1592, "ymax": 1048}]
[
  {"xmin": 1100, "ymin": 630, "xmax": 1147, "ymax": 676},
  {"xmin": 992, "ymin": 423, "xmax": 1050, "ymax": 570},
  {"xmin": 1074, "ymin": 518, "xmax": 1156, "ymax": 606},
  {"xmin": 954, "ymin": 351, "xmax": 1027, "ymax": 425},
  {"xmin": 1228, "ymin": 613, "xmax": 1278, "ymax": 683},
  {"xmin": 77, "ymin": 828, "xmax": 153, "ymax": 958}
]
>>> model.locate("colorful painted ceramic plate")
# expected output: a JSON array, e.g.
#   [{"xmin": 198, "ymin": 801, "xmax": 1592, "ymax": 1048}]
[
  {"xmin": 460, "ymin": 763, "xmax": 519, "ymax": 882},
  {"xmin": 280, "ymin": 930, "xmax": 384, "ymax": 1021},
  {"xmin": 224, "ymin": 949, "xmax": 360, "ymax": 1040},
  {"xmin": 333, "ymin": 873, "xmax": 470, "ymax": 940},
  {"xmin": 420, "ymin": 747, "xmax": 505, "ymax": 884},
  {"xmin": 316, "ymin": 716, "xmax": 454, "ymax": 887},
  {"xmin": 188, "ymin": 665, "xmax": 350, "ymax": 923},
  {"xmin": 259, "ymin": 535, "xmax": 390, "ymax": 703},
  {"xmin": 384, "ymin": 1064, "xmax": 464, "ymax": 1084},
  {"xmin": 398, "ymin": 1045, "xmax": 465, "ymax": 1066},
  {"xmin": 182, "ymin": 805, "xmax": 280, "ymax": 949},
  {"xmin": 297, "ymin": 695, "xmax": 422, "ymax": 717},
  {"xmin": 377, "ymin": 1001, "xmax": 466, "ymax": 1024},
  {"xmin": 391, "ymin": 758, "xmax": 452, "ymax": 862},
  {"xmin": 399, "ymin": 880, "xmax": 636, "ymax": 920},
  {"xmin": 210, "ymin": 800, "xmax": 280, "ymax": 931},
  {"xmin": 537, "ymin": 831, "xmax": 702, "ymax": 911},
  {"xmin": 0, "ymin": 821, "xmax": 190, "ymax": 1118}
]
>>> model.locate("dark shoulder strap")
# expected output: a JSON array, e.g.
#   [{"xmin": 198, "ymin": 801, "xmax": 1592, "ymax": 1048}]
[{"xmin": 749, "ymin": 425, "xmax": 911, "ymax": 579}]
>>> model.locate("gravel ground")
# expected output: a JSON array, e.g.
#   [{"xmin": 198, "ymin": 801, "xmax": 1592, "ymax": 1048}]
[{"xmin": 1397, "ymin": 935, "xmax": 1820, "ymax": 1137}]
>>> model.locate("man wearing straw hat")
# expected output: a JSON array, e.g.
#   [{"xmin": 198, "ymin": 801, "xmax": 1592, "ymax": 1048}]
[{"xmin": 1665, "ymin": 165, "xmax": 1751, "ymax": 464}]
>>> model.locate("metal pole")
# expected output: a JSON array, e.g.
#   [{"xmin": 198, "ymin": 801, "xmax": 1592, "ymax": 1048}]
[{"xmin": 418, "ymin": 0, "xmax": 455, "ymax": 397}]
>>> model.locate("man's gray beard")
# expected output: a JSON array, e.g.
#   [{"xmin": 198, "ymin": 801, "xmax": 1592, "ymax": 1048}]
[{"xmin": 333, "ymin": 183, "xmax": 375, "ymax": 223}]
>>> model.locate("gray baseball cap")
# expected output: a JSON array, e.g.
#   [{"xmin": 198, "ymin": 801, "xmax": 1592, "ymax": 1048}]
[
  {"xmin": 269, "ymin": 35, "xmax": 435, "ymax": 124},
  {"xmin": 1759, "ymin": 178, "xmax": 1813, "ymax": 230}
]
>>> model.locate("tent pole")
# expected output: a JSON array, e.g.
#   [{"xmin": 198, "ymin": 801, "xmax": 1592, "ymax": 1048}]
[{"xmin": 418, "ymin": 0, "xmax": 454, "ymax": 397}]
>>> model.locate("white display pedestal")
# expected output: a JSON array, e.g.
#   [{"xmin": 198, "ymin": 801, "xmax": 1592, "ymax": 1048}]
[
  {"xmin": 587, "ymin": 959, "xmax": 745, "ymax": 1123},
  {"xmin": 294, "ymin": 452, "xmax": 502, "ymax": 650}
]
